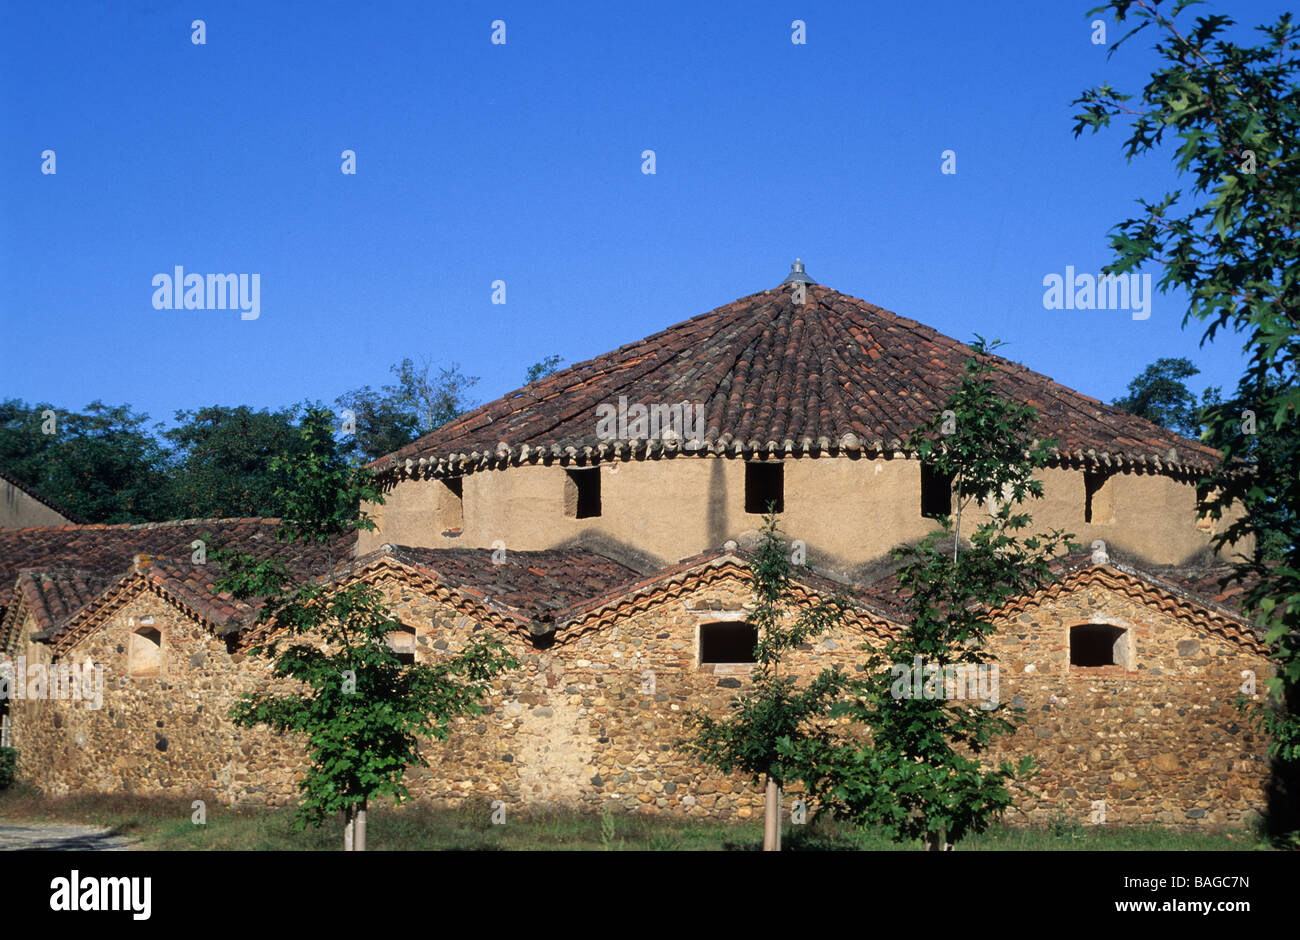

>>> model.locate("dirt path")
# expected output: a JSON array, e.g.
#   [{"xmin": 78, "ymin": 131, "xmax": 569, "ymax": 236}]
[{"xmin": 0, "ymin": 821, "xmax": 137, "ymax": 850}]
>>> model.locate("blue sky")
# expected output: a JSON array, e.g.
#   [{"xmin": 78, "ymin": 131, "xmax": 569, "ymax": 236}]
[{"xmin": 1, "ymin": 0, "xmax": 1288, "ymax": 430}]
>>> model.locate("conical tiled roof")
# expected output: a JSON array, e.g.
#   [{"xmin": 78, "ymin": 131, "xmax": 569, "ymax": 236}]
[{"xmin": 372, "ymin": 281, "xmax": 1221, "ymax": 479}]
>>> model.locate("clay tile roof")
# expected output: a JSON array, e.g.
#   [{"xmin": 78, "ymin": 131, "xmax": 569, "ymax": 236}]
[
  {"xmin": 0, "ymin": 519, "xmax": 355, "ymax": 645},
  {"xmin": 0, "ymin": 518, "xmax": 351, "ymax": 587},
  {"xmin": 1031, "ymin": 547, "xmax": 1263, "ymax": 622},
  {"xmin": 552, "ymin": 548, "xmax": 903, "ymax": 637},
  {"xmin": 139, "ymin": 560, "xmax": 255, "ymax": 630},
  {"xmin": 1137, "ymin": 563, "xmax": 1262, "ymax": 616},
  {"xmin": 383, "ymin": 545, "xmax": 642, "ymax": 620},
  {"xmin": 854, "ymin": 546, "xmax": 1263, "ymax": 637},
  {"xmin": 370, "ymin": 282, "xmax": 1222, "ymax": 478},
  {"xmin": 14, "ymin": 568, "xmax": 113, "ymax": 631}
]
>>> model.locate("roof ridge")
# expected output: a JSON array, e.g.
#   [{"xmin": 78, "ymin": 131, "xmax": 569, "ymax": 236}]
[{"xmin": 7, "ymin": 515, "xmax": 282, "ymax": 535}]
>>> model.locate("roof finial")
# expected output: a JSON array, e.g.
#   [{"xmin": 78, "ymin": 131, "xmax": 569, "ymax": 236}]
[{"xmin": 782, "ymin": 258, "xmax": 816, "ymax": 285}]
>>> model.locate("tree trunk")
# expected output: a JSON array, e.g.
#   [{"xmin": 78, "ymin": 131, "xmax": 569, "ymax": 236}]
[
  {"xmin": 924, "ymin": 823, "xmax": 950, "ymax": 852},
  {"xmin": 763, "ymin": 777, "xmax": 781, "ymax": 851},
  {"xmin": 953, "ymin": 494, "xmax": 963, "ymax": 564},
  {"xmin": 344, "ymin": 806, "xmax": 354, "ymax": 851},
  {"xmin": 776, "ymin": 785, "xmax": 783, "ymax": 851},
  {"xmin": 355, "ymin": 799, "xmax": 367, "ymax": 852}
]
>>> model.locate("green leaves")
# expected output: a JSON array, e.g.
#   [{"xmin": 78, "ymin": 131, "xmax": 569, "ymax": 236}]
[
  {"xmin": 162, "ymin": 404, "xmax": 310, "ymax": 518},
  {"xmin": 793, "ymin": 347, "xmax": 1075, "ymax": 848},
  {"xmin": 217, "ymin": 411, "xmax": 517, "ymax": 833},
  {"xmin": 0, "ymin": 398, "xmax": 171, "ymax": 523},
  {"xmin": 678, "ymin": 513, "xmax": 849, "ymax": 792},
  {"xmin": 1076, "ymin": 1, "xmax": 1300, "ymax": 764},
  {"xmin": 335, "ymin": 358, "xmax": 481, "ymax": 463},
  {"xmin": 1111, "ymin": 356, "xmax": 1206, "ymax": 436}
]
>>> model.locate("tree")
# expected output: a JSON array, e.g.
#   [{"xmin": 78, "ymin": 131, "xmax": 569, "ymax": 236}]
[
  {"xmin": 162, "ymin": 404, "xmax": 307, "ymax": 518},
  {"xmin": 786, "ymin": 341, "xmax": 1077, "ymax": 849},
  {"xmin": 335, "ymin": 358, "xmax": 480, "ymax": 463},
  {"xmin": 214, "ymin": 408, "xmax": 516, "ymax": 849},
  {"xmin": 1112, "ymin": 356, "xmax": 1207, "ymax": 436},
  {"xmin": 1073, "ymin": 0, "xmax": 1300, "ymax": 789},
  {"xmin": 678, "ymin": 511, "xmax": 847, "ymax": 851},
  {"xmin": 390, "ymin": 358, "xmax": 480, "ymax": 434},
  {"xmin": 334, "ymin": 385, "xmax": 420, "ymax": 464},
  {"xmin": 1201, "ymin": 375, "xmax": 1297, "ymax": 562},
  {"xmin": 0, "ymin": 399, "xmax": 170, "ymax": 523},
  {"xmin": 0, "ymin": 398, "xmax": 60, "ymax": 487},
  {"xmin": 524, "ymin": 355, "xmax": 564, "ymax": 385}
]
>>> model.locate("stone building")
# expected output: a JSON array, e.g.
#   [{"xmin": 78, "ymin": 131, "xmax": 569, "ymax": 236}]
[
  {"xmin": 363, "ymin": 264, "xmax": 1245, "ymax": 572},
  {"xmin": 0, "ymin": 266, "xmax": 1276, "ymax": 829}
]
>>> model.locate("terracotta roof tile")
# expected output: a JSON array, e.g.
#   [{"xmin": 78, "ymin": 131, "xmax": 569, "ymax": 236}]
[
  {"xmin": 15, "ymin": 568, "xmax": 112, "ymax": 630},
  {"xmin": 0, "ymin": 519, "xmax": 354, "ymax": 647},
  {"xmin": 0, "ymin": 518, "xmax": 351, "ymax": 587},
  {"xmin": 383, "ymin": 545, "xmax": 641, "ymax": 621},
  {"xmin": 853, "ymin": 546, "xmax": 1263, "ymax": 639},
  {"xmin": 372, "ymin": 283, "xmax": 1222, "ymax": 478}
]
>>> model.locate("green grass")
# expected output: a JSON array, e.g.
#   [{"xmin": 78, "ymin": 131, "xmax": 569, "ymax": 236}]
[{"xmin": 0, "ymin": 785, "xmax": 1272, "ymax": 850}]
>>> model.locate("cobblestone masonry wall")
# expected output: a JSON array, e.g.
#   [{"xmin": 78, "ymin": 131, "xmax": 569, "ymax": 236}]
[
  {"xmin": 12, "ymin": 591, "xmax": 308, "ymax": 804},
  {"xmin": 984, "ymin": 586, "xmax": 1272, "ymax": 828},
  {"xmin": 9, "ymin": 570, "xmax": 1274, "ymax": 829}
]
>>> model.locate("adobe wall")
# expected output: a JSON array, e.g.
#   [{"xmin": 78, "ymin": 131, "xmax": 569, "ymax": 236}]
[
  {"xmin": 359, "ymin": 457, "xmax": 1243, "ymax": 571},
  {"xmin": 1, "ymin": 479, "xmax": 70, "ymax": 528},
  {"xmin": 8, "ymin": 568, "xmax": 1273, "ymax": 831}
]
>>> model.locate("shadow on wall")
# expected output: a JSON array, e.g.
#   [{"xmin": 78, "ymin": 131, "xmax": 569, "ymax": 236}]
[
  {"xmin": 555, "ymin": 531, "xmax": 667, "ymax": 576},
  {"xmin": 1263, "ymin": 685, "xmax": 1300, "ymax": 843},
  {"xmin": 707, "ymin": 458, "xmax": 727, "ymax": 550}
]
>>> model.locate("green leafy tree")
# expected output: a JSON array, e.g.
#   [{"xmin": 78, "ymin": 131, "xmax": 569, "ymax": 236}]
[
  {"xmin": 334, "ymin": 385, "xmax": 420, "ymax": 463},
  {"xmin": 1201, "ymin": 375, "xmax": 1297, "ymax": 562},
  {"xmin": 215, "ymin": 408, "xmax": 516, "ymax": 849},
  {"xmin": 1073, "ymin": 1, "xmax": 1300, "ymax": 790},
  {"xmin": 335, "ymin": 358, "xmax": 480, "ymax": 462},
  {"xmin": 524, "ymin": 355, "xmax": 564, "ymax": 385},
  {"xmin": 678, "ymin": 511, "xmax": 847, "ymax": 851},
  {"xmin": 0, "ymin": 398, "xmax": 60, "ymax": 487},
  {"xmin": 0, "ymin": 399, "xmax": 169, "ymax": 523},
  {"xmin": 1112, "ymin": 356, "xmax": 1207, "ymax": 436},
  {"xmin": 786, "ymin": 341, "xmax": 1077, "ymax": 849},
  {"xmin": 162, "ymin": 404, "xmax": 308, "ymax": 518},
  {"xmin": 390, "ymin": 357, "xmax": 480, "ymax": 434}
]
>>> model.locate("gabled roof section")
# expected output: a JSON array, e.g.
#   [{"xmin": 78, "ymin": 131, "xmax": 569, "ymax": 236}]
[
  {"xmin": 16, "ymin": 568, "xmax": 112, "ymax": 630},
  {"xmin": 816, "ymin": 542, "xmax": 1265, "ymax": 653},
  {"xmin": 993, "ymin": 563, "xmax": 1267, "ymax": 655},
  {"xmin": 371, "ymin": 281, "xmax": 1221, "ymax": 480},
  {"xmin": 0, "ymin": 518, "xmax": 352, "ymax": 587},
  {"xmin": 551, "ymin": 548, "xmax": 903, "ymax": 643},
  {"xmin": 232, "ymin": 544, "xmax": 645, "ymax": 648},
  {"xmin": 44, "ymin": 563, "xmax": 257, "ymax": 654},
  {"xmin": 0, "ymin": 568, "xmax": 112, "ymax": 654},
  {"xmin": 0, "ymin": 519, "xmax": 354, "ymax": 653},
  {"xmin": 381, "ymin": 545, "xmax": 642, "ymax": 620}
]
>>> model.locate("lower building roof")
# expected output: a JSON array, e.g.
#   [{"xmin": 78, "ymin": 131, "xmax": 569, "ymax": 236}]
[{"xmin": 0, "ymin": 518, "xmax": 1265, "ymax": 657}]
